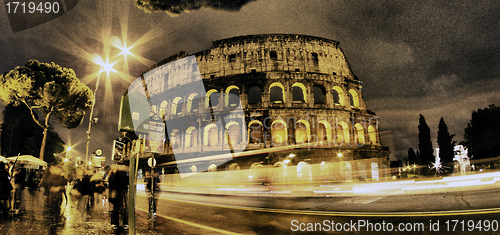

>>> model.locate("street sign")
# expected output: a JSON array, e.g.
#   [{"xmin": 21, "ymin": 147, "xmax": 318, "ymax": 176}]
[
  {"xmin": 145, "ymin": 115, "xmax": 165, "ymax": 153},
  {"xmin": 112, "ymin": 139, "xmax": 125, "ymax": 161},
  {"xmin": 148, "ymin": 157, "xmax": 156, "ymax": 168},
  {"xmin": 118, "ymin": 91, "xmax": 150, "ymax": 134}
]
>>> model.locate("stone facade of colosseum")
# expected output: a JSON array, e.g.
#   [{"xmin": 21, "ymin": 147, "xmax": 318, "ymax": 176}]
[{"xmin": 132, "ymin": 34, "xmax": 390, "ymax": 178}]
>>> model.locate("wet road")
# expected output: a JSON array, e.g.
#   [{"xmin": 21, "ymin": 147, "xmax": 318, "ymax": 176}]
[{"xmin": 140, "ymin": 187, "xmax": 500, "ymax": 234}]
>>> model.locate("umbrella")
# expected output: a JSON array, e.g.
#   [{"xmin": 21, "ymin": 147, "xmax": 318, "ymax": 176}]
[
  {"xmin": 0, "ymin": 156, "xmax": 8, "ymax": 163},
  {"xmin": 7, "ymin": 155, "xmax": 47, "ymax": 167}
]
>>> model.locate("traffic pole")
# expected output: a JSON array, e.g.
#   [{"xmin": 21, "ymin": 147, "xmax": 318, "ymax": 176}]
[{"xmin": 128, "ymin": 138, "xmax": 140, "ymax": 235}]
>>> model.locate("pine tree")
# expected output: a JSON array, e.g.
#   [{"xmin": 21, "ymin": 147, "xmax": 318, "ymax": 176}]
[
  {"xmin": 408, "ymin": 148, "xmax": 417, "ymax": 165},
  {"xmin": 0, "ymin": 60, "xmax": 92, "ymax": 161},
  {"xmin": 463, "ymin": 104, "xmax": 500, "ymax": 159}
]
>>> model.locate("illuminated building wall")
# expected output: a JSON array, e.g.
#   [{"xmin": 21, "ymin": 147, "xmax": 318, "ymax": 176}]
[{"xmin": 141, "ymin": 34, "xmax": 389, "ymax": 178}]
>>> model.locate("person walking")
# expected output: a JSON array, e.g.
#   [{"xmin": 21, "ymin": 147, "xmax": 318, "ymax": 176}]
[
  {"xmin": 74, "ymin": 171, "xmax": 92, "ymax": 211},
  {"xmin": 0, "ymin": 162, "xmax": 13, "ymax": 219},
  {"xmin": 12, "ymin": 164, "xmax": 26, "ymax": 213},
  {"xmin": 40, "ymin": 165, "xmax": 67, "ymax": 211},
  {"xmin": 107, "ymin": 160, "xmax": 129, "ymax": 230},
  {"xmin": 144, "ymin": 170, "xmax": 160, "ymax": 219},
  {"xmin": 90, "ymin": 170, "xmax": 106, "ymax": 207}
]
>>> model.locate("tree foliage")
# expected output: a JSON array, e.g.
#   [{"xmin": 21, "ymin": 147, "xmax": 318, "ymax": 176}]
[
  {"xmin": 463, "ymin": 104, "xmax": 500, "ymax": 160},
  {"xmin": 0, "ymin": 60, "xmax": 92, "ymax": 161},
  {"xmin": 437, "ymin": 117, "xmax": 456, "ymax": 164},
  {"xmin": 418, "ymin": 114, "xmax": 434, "ymax": 165},
  {"xmin": 408, "ymin": 148, "xmax": 417, "ymax": 165},
  {"xmin": 134, "ymin": 0, "xmax": 255, "ymax": 15}
]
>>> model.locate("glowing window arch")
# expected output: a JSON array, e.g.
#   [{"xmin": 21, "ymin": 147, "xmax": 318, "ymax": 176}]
[
  {"xmin": 357, "ymin": 162, "xmax": 367, "ymax": 180},
  {"xmin": 354, "ymin": 123, "xmax": 365, "ymax": 145},
  {"xmin": 205, "ymin": 89, "xmax": 219, "ymax": 108},
  {"xmin": 273, "ymin": 161, "xmax": 287, "ymax": 169},
  {"xmin": 151, "ymin": 105, "xmax": 157, "ymax": 115},
  {"xmin": 335, "ymin": 121, "xmax": 350, "ymax": 145},
  {"xmin": 170, "ymin": 129, "xmax": 180, "ymax": 148},
  {"xmin": 225, "ymin": 85, "xmax": 240, "ymax": 107},
  {"xmin": 190, "ymin": 165, "xmax": 197, "ymax": 172},
  {"xmin": 349, "ymin": 89, "xmax": 360, "ymax": 108},
  {"xmin": 208, "ymin": 164, "xmax": 217, "ymax": 172},
  {"xmin": 341, "ymin": 161, "xmax": 352, "ymax": 181},
  {"xmin": 204, "ymin": 123, "xmax": 218, "ymax": 146},
  {"xmin": 250, "ymin": 162, "xmax": 264, "ymax": 169},
  {"xmin": 332, "ymin": 86, "xmax": 344, "ymax": 106},
  {"xmin": 185, "ymin": 126, "xmax": 198, "ymax": 147},
  {"xmin": 159, "ymin": 101, "xmax": 168, "ymax": 119},
  {"xmin": 171, "ymin": 97, "xmax": 183, "ymax": 115},
  {"xmin": 295, "ymin": 119, "xmax": 311, "ymax": 144},
  {"xmin": 292, "ymin": 82, "xmax": 307, "ymax": 103},
  {"xmin": 225, "ymin": 122, "xmax": 241, "ymax": 145},
  {"xmin": 271, "ymin": 119, "xmax": 287, "ymax": 145},
  {"xmin": 187, "ymin": 93, "xmax": 199, "ymax": 112},
  {"xmin": 368, "ymin": 125, "xmax": 377, "ymax": 145},
  {"xmin": 248, "ymin": 120, "xmax": 264, "ymax": 144},
  {"xmin": 226, "ymin": 163, "xmax": 240, "ymax": 171},
  {"xmin": 297, "ymin": 161, "xmax": 312, "ymax": 180},
  {"xmin": 269, "ymin": 82, "xmax": 285, "ymax": 103},
  {"xmin": 318, "ymin": 120, "xmax": 332, "ymax": 143}
]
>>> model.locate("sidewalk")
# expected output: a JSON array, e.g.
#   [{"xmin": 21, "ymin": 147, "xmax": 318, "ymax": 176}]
[{"xmin": 0, "ymin": 187, "xmax": 167, "ymax": 235}]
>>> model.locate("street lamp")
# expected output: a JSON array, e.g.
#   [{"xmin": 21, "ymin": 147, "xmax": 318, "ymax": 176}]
[
  {"xmin": 85, "ymin": 54, "xmax": 116, "ymax": 166},
  {"xmin": 66, "ymin": 146, "xmax": 72, "ymax": 161}
]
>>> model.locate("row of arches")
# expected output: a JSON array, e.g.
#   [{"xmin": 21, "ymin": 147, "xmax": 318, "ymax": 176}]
[
  {"xmin": 248, "ymin": 118, "xmax": 378, "ymax": 146},
  {"xmin": 267, "ymin": 82, "xmax": 361, "ymax": 108},
  {"xmin": 150, "ymin": 83, "xmax": 362, "ymax": 119},
  {"xmin": 167, "ymin": 117, "xmax": 378, "ymax": 150}
]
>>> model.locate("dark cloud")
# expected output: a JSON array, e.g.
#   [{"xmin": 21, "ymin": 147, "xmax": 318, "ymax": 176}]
[
  {"xmin": 1, "ymin": 0, "xmax": 499, "ymax": 162},
  {"xmin": 134, "ymin": 0, "xmax": 256, "ymax": 15}
]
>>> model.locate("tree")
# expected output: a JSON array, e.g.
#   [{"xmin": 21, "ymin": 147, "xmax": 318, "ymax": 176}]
[
  {"xmin": 437, "ymin": 117, "xmax": 456, "ymax": 164},
  {"xmin": 418, "ymin": 114, "xmax": 434, "ymax": 165},
  {"xmin": 0, "ymin": 60, "xmax": 92, "ymax": 161},
  {"xmin": 134, "ymin": 0, "xmax": 255, "ymax": 15},
  {"xmin": 1, "ymin": 104, "xmax": 40, "ymax": 157},
  {"xmin": 408, "ymin": 148, "xmax": 417, "ymax": 165},
  {"xmin": 463, "ymin": 104, "xmax": 500, "ymax": 160},
  {"xmin": 1, "ymin": 104, "xmax": 66, "ymax": 165}
]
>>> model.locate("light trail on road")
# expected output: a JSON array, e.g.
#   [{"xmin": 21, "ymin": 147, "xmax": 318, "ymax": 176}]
[{"xmin": 137, "ymin": 194, "xmax": 500, "ymax": 218}]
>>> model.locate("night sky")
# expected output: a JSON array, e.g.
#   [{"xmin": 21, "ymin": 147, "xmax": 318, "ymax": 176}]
[{"xmin": 1, "ymin": 0, "xmax": 499, "ymax": 165}]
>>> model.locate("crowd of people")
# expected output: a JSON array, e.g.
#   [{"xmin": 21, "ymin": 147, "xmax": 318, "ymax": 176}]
[
  {"xmin": 0, "ymin": 159, "xmax": 136, "ymax": 230},
  {"xmin": 0, "ymin": 156, "xmax": 165, "ymax": 231}
]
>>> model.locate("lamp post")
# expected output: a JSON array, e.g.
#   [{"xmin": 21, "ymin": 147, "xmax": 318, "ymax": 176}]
[{"xmin": 85, "ymin": 55, "xmax": 116, "ymax": 167}]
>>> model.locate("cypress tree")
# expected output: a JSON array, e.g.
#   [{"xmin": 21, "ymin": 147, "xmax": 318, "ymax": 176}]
[{"xmin": 418, "ymin": 114, "xmax": 434, "ymax": 165}]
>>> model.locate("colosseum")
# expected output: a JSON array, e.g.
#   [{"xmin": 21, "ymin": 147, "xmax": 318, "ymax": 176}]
[{"xmin": 123, "ymin": 34, "xmax": 390, "ymax": 182}]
